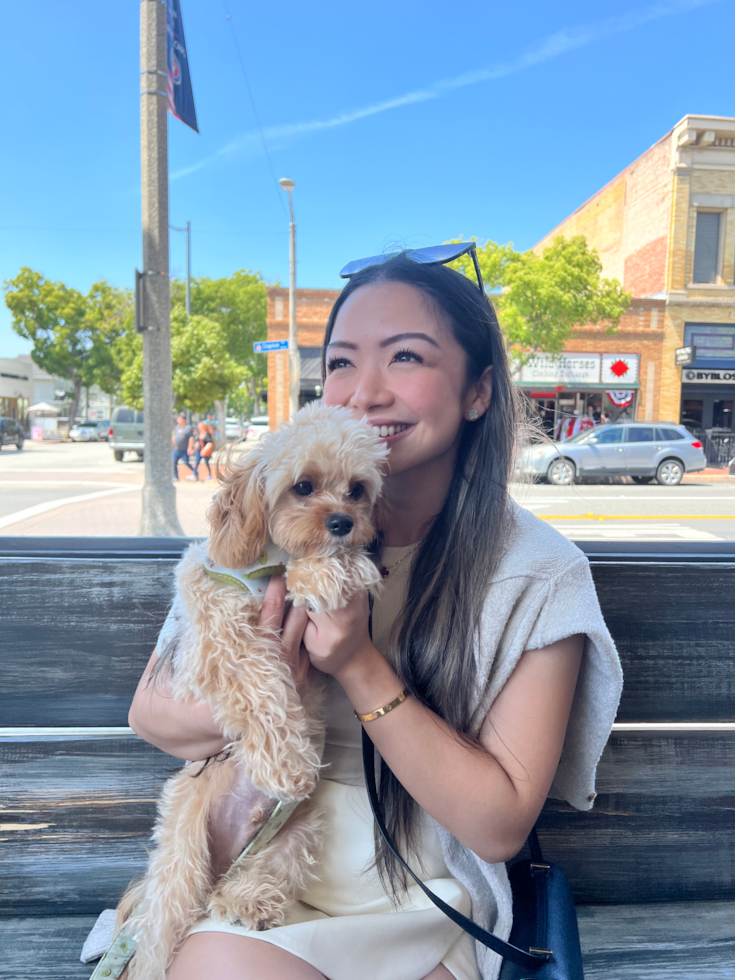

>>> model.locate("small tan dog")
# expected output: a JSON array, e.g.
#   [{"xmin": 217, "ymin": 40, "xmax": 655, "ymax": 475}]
[{"xmin": 117, "ymin": 403, "xmax": 388, "ymax": 980}]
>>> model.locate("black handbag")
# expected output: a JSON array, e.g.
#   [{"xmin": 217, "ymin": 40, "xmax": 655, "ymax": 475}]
[{"xmin": 362, "ymin": 728, "xmax": 584, "ymax": 979}]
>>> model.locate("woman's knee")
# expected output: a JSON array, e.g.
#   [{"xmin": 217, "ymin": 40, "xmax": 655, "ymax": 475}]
[{"xmin": 166, "ymin": 933, "xmax": 326, "ymax": 980}]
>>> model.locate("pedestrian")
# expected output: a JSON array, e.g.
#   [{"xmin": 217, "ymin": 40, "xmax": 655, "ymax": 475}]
[
  {"xmin": 196, "ymin": 419, "xmax": 214, "ymax": 481},
  {"xmin": 131, "ymin": 251, "xmax": 622, "ymax": 980},
  {"xmin": 172, "ymin": 412, "xmax": 195, "ymax": 481}
]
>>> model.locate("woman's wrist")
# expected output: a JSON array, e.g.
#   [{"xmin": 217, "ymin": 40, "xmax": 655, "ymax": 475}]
[{"xmin": 334, "ymin": 642, "xmax": 406, "ymax": 717}]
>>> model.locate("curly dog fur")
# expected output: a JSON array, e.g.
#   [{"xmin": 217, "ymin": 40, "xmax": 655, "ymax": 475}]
[{"xmin": 117, "ymin": 403, "xmax": 388, "ymax": 979}]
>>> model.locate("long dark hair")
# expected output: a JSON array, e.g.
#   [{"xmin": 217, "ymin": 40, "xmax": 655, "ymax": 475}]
[{"xmin": 321, "ymin": 255, "xmax": 520, "ymax": 894}]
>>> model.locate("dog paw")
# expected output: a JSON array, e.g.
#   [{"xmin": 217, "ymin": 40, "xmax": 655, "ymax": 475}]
[{"xmin": 207, "ymin": 894, "xmax": 283, "ymax": 931}]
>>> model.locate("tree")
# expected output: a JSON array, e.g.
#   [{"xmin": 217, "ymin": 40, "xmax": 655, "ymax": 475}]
[
  {"xmin": 449, "ymin": 236, "xmax": 631, "ymax": 365},
  {"xmin": 3, "ymin": 268, "xmax": 131, "ymax": 425},
  {"xmin": 119, "ymin": 309, "xmax": 246, "ymax": 414},
  {"xmin": 171, "ymin": 269, "xmax": 268, "ymax": 412}
]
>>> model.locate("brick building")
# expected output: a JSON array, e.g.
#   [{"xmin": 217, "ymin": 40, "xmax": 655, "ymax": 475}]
[
  {"xmin": 266, "ymin": 286, "xmax": 341, "ymax": 430},
  {"xmin": 526, "ymin": 113, "xmax": 735, "ymax": 442}
]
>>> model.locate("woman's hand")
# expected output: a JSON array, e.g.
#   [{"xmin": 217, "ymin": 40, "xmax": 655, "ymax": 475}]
[
  {"xmin": 302, "ymin": 590, "xmax": 375, "ymax": 680},
  {"xmin": 260, "ymin": 575, "xmax": 311, "ymax": 698}
]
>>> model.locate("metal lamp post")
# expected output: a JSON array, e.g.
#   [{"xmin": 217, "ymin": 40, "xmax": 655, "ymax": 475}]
[{"xmin": 279, "ymin": 177, "xmax": 299, "ymax": 418}]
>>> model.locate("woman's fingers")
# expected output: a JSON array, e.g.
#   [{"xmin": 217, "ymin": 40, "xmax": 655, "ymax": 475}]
[
  {"xmin": 259, "ymin": 574, "xmax": 287, "ymax": 632},
  {"xmin": 282, "ymin": 603, "xmax": 309, "ymax": 652}
]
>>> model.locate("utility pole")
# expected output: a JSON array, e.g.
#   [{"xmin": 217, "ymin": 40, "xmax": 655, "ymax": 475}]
[
  {"xmin": 279, "ymin": 178, "xmax": 299, "ymax": 418},
  {"xmin": 139, "ymin": 0, "xmax": 184, "ymax": 536}
]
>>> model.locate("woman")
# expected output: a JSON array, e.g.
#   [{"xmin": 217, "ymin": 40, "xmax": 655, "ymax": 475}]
[
  {"xmin": 129, "ymin": 253, "xmax": 622, "ymax": 980},
  {"xmin": 196, "ymin": 419, "xmax": 214, "ymax": 481}
]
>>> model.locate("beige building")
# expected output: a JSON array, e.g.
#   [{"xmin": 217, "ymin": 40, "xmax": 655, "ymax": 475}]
[{"xmin": 531, "ymin": 114, "xmax": 735, "ymax": 453}]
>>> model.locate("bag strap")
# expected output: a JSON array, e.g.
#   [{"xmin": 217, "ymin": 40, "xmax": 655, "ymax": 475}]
[{"xmin": 361, "ymin": 728, "xmax": 549, "ymax": 970}]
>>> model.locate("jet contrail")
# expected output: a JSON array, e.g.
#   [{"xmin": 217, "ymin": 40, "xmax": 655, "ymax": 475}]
[{"xmin": 171, "ymin": 0, "xmax": 720, "ymax": 181}]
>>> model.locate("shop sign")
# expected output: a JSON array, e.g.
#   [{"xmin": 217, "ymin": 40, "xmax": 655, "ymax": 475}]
[
  {"xmin": 519, "ymin": 353, "xmax": 600, "ymax": 385},
  {"xmin": 601, "ymin": 353, "xmax": 639, "ymax": 385},
  {"xmin": 675, "ymin": 346, "xmax": 696, "ymax": 367},
  {"xmin": 682, "ymin": 368, "xmax": 735, "ymax": 385}
]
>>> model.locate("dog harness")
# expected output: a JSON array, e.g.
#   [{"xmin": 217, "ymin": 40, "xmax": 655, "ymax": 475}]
[{"xmin": 203, "ymin": 540, "xmax": 290, "ymax": 596}]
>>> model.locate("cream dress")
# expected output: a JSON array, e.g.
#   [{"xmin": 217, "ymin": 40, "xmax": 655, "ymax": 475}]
[{"xmin": 188, "ymin": 545, "xmax": 481, "ymax": 980}]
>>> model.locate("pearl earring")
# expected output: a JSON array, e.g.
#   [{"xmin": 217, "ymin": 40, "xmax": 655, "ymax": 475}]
[{"xmin": 468, "ymin": 409, "xmax": 479, "ymax": 421}]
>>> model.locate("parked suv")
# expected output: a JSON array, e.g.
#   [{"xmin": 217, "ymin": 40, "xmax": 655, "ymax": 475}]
[
  {"xmin": 69, "ymin": 420, "xmax": 101, "ymax": 442},
  {"xmin": 0, "ymin": 417, "xmax": 24, "ymax": 451},
  {"xmin": 520, "ymin": 422, "xmax": 706, "ymax": 486},
  {"xmin": 109, "ymin": 406, "xmax": 144, "ymax": 461}
]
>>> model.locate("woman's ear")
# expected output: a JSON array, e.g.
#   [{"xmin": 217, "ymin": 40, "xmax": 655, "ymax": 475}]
[
  {"xmin": 465, "ymin": 365, "xmax": 493, "ymax": 421},
  {"xmin": 206, "ymin": 449, "xmax": 269, "ymax": 569}
]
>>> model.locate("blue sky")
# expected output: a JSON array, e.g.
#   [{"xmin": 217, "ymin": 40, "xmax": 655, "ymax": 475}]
[{"xmin": 2, "ymin": 0, "xmax": 733, "ymax": 356}]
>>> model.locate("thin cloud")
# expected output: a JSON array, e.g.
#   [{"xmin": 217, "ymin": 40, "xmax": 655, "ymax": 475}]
[{"xmin": 172, "ymin": 0, "xmax": 720, "ymax": 181}]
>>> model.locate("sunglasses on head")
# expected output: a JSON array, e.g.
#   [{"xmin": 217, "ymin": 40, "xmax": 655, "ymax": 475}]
[{"xmin": 339, "ymin": 242, "xmax": 485, "ymax": 295}]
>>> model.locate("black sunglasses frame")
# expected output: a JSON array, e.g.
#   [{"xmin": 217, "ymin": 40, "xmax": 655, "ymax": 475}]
[{"xmin": 339, "ymin": 243, "xmax": 485, "ymax": 296}]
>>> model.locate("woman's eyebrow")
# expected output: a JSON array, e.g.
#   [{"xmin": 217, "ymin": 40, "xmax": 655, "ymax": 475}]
[
  {"xmin": 326, "ymin": 340, "xmax": 358, "ymax": 350},
  {"xmin": 379, "ymin": 332, "xmax": 440, "ymax": 349}
]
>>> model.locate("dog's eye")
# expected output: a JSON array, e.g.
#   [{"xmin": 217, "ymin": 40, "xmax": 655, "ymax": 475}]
[
  {"xmin": 292, "ymin": 481, "xmax": 314, "ymax": 497},
  {"xmin": 347, "ymin": 483, "xmax": 364, "ymax": 500}
]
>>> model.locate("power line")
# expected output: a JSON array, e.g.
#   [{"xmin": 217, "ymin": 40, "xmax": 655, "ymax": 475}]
[{"xmin": 221, "ymin": 1, "xmax": 288, "ymax": 220}]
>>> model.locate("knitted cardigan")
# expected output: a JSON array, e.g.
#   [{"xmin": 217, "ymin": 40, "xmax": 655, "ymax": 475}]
[{"xmin": 434, "ymin": 503, "xmax": 623, "ymax": 979}]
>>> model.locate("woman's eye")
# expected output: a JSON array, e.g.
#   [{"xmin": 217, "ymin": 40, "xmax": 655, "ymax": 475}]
[
  {"xmin": 326, "ymin": 356, "xmax": 352, "ymax": 372},
  {"xmin": 347, "ymin": 483, "xmax": 364, "ymax": 500},
  {"xmin": 392, "ymin": 348, "xmax": 423, "ymax": 364},
  {"xmin": 292, "ymin": 481, "xmax": 314, "ymax": 497}
]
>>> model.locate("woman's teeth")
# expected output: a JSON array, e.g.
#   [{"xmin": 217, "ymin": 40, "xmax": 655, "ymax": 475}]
[{"xmin": 372, "ymin": 423, "xmax": 408, "ymax": 437}]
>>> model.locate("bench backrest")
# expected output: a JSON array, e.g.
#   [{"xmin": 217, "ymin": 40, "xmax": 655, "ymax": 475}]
[{"xmin": 1, "ymin": 537, "xmax": 734, "ymax": 914}]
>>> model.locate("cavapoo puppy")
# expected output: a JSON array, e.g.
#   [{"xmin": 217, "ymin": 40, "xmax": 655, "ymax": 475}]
[{"xmin": 116, "ymin": 403, "xmax": 388, "ymax": 980}]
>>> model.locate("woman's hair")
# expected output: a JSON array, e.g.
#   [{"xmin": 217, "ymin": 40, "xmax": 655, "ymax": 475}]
[{"xmin": 321, "ymin": 254, "xmax": 521, "ymax": 894}]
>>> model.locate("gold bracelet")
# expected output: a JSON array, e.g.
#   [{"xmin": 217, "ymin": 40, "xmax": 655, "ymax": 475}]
[{"xmin": 355, "ymin": 689, "xmax": 409, "ymax": 723}]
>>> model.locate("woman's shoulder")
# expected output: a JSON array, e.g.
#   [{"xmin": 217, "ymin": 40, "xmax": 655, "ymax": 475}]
[{"xmin": 493, "ymin": 500, "xmax": 587, "ymax": 585}]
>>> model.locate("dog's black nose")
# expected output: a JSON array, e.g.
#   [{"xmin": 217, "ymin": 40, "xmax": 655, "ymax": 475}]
[{"xmin": 325, "ymin": 513, "xmax": 354, "ymax": 537}]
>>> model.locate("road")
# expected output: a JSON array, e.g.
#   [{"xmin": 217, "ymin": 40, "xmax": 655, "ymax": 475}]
[
  {"xmin": 0, "ymin": 440, "xmax": 733, "ymax": 540},
  {"xmin": 511, "ymin": 480, "xmax": 735, "ymax": 541},
  {"xmin": 0, "ymin": 440, "xmax": 217, "ymax": 536}
]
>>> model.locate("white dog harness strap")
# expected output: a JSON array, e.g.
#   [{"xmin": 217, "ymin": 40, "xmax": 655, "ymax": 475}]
[{"xmin": 203, "ymin": 540, "xmax": 290, "ymax": 597}]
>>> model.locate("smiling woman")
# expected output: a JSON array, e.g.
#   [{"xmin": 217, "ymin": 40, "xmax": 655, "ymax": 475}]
[{"xmin": 138, "ymin": 253, "xmax": 623, "ymax": 980}]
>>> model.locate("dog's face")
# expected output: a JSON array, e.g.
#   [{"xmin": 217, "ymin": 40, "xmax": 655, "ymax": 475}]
[{"xmin": 207, "ymin": 403, "xmax": 388, "ymax": 568}]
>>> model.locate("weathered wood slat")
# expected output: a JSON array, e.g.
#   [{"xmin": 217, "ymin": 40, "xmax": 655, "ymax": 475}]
[
  {"xmin": 2, "ymin": 557, "xmax": 735, "ymax": 726},
  {"xmin": 577, "ymin": 901, "xmax": 735, "ymax": 980},
  {"xmin": 0, "ymin": 916, "xmax": 97, "ymax": 980},
  {"xmin": 1, "ymin": 903, "xmax": 734, "ymax": 980},
  {"xmin": 2, "ymin": 732, "xmax": 734, "ymax": 912}
]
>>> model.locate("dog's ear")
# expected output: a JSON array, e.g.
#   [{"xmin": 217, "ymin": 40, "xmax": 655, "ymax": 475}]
[{"xmin": 207, "ymin": 448, "xmax": 269, "ymax": 569}]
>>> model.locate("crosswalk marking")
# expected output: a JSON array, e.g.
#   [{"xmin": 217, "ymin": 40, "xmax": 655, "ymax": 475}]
[{"xmin": 548, "ymin": 523, "xmax": 721, "ymax": 541}]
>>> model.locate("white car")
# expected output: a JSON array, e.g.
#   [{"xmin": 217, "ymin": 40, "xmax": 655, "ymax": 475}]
[
  {"xmin": 69, "ymin": 421, "xmax": 101, "ymax": 442},
  {"xmin": 225, "ymin": 417, "xmax": 245, "ymax": 441},
  {"xmin": 245, "ymin": 416, "xmax": 270, "ymax": 441}
]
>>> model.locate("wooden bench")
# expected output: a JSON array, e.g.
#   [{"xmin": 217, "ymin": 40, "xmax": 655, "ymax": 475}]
[{"xmin": 1, "ymin": 535, "xmax": 734, "ymax": 979}]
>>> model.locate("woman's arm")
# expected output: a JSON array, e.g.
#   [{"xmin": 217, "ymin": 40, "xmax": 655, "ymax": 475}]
[
  {"xmin": 128, "ymin": 576, "xmax": 311, "ymax": 761},
  {"xmin": 304, "ymin": 595, "xmax": 583, "ymax": 864},
  {"xmin": 127, "ymin": 649, "xmax": 229, "ymax": 761}
]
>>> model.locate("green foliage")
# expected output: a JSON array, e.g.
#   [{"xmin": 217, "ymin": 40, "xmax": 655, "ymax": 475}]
[
  {"xmin": 171, "ymin": 269, "xmax": 267, "ymax": 394},
  {"xmin": 3, "ymin": 268, "xmax": 132, "ymax": 421},
  {"xmin": 119, "ymin": 309, "xmax": 247, "ymax": 414},
  {"xmin": 447, "ymin": 236, "xmax": 631, "ymax": 363}
]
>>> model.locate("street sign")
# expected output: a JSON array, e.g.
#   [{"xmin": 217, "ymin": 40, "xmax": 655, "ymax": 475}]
[
  {"xmin": 675, "ymin": 345, "xmax": 696, "ymax": 367},
  {"xmin": 253, "ymin": 340, "xmax": 290, "ymax": 353}
]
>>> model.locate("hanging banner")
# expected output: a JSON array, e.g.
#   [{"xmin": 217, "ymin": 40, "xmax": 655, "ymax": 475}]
[
  {"xmin": 166, "ymin": 0, "xmax": 199, "ymax": 133},
  {"xmin": 606, "ymin": 390, "xmax": 635, "ymax": 407}
]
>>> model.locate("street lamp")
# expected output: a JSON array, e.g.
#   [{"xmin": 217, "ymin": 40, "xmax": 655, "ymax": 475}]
[{"xmin": 279, "ymin": 177, "xmax": 299, "ymax": 418}]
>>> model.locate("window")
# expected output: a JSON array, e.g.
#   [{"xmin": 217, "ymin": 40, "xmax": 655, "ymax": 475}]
[
  {"xmin": 593, "ymin": 428, "xmax": 623, "ymax": 444},
  {"xmin": 692, "ymin": 212, "xmax": 721, "ymax": 283},
  {"xmin": 626, "ymin": 427, "xmax": 654, "ymax": 442},
  {"xmin": 136, "ymin": 411, "xmax": 144, "ymax": 424},
  {"xmin": 115, "ymin": 409, "xmax": 134, "ymax": 423},
  {"xmin": 657, "ymin": 428, "xmax": 685, "ymax": 441}
]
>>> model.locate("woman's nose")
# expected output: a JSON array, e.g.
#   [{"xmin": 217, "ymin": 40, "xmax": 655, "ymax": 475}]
[{"xmin": 349, "ymin": 365, "xmax": 393, "ymax": 413}]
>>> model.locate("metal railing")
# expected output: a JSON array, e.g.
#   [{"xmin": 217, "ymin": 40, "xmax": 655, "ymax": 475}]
[{"xmin": 704, "ymin": 430, "xmax": 735, "ymax": 467}]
